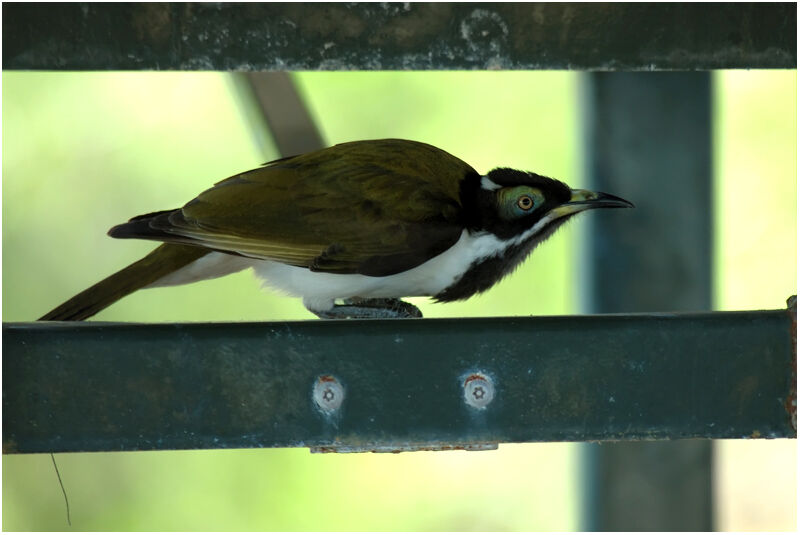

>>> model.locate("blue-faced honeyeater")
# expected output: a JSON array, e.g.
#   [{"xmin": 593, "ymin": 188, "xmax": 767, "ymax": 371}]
[{"xmin": 40, "ymin": 139, "xmax": 633, "ymax": 320}]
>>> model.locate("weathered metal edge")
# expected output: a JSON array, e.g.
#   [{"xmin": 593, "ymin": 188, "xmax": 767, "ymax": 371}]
[
  {"xmin": 786, "ymin": 295, "xmax": 797, "ymax": 431},
  {"xmin": 3, "ymin": 3, "xmax": 796, "ymax": 70}
]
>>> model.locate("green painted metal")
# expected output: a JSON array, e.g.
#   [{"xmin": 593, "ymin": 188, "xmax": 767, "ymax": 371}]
[
  {"xmin": 3, "ymin": 308, "xmax": 795, "ymax": 454},
  {"xmin": 3, "ymin": 3, "xmax": 795, "ymax": 71},
  {"xmin": 581, "ymin": 71, "xmax": 714, "ymax": 530}
]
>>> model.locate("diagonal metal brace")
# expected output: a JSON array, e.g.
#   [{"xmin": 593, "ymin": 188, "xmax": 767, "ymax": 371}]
[{"xmin": 3, "ymin": 303, "xmax": 796, "ymax": 454}]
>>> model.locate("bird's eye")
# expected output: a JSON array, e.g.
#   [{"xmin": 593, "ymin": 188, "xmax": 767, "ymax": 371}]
[
  {"xmin": 498, "ymin": 186, "xmax": 543, "ymax": 220},
  {"xmin": 517, "ymin": 195, "xmax": 534, "ymax": 210}
]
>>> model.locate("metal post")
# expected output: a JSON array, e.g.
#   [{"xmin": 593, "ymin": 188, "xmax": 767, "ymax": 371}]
[
  {"xmin": 581, "ymin": 72, "xmax": 713, "ymax": 530},
  {"xmin": 231, "ymin": 72, "xmax": 325, "ymax": 158}
]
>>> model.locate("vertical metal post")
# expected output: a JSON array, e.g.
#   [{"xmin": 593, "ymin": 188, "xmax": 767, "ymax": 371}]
[
  {"xmin": 581, "ymin": 72, "xmax": 713, "ymax": 530},
  {"xmin": 231, "ymin": 72, "xmax": 325, "ymax": 158}
]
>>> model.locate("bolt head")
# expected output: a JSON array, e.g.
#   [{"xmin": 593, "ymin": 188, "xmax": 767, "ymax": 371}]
[
  {"xmin": 463, "ymin": 372, "xmax": 494, "ymax": 409},
  {"xmin": 313, "ymin": 375, "xmax": 344, "ymax": 412}
]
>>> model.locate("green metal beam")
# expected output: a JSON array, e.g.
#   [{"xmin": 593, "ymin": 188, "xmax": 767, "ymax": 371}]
[
  {"xmin": 3, "ymin": 3, "xmax": 795, "ymax": 71},
  {"xmin": 3, "ymin": 305, "xmax": 795, "ymax": 454}
]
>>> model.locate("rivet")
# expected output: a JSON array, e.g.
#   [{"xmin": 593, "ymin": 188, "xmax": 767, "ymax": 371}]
[
  {"xmin": 313, "ymin": 375, "xmax": 344, "ymax": 412},
  {"xmin": 463, "ymin": 372, "xmax": 494, "ymax": 409}
]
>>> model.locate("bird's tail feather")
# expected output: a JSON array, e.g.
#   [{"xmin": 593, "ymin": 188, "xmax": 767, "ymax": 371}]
[{"xmin": 39, "ymin": 244, "xmax": 210, "ymax": 321}]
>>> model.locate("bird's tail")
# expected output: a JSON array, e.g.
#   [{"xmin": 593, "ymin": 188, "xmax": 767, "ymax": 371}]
[{"xmin": 39, "ymin": 244, "xmax": 210, "ymax": 321}]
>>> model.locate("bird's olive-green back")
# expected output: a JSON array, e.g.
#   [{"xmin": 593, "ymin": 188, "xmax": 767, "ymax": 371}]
[{"xmin": 151, "ymin": 139, "xmax": 478, "ymax": 275}]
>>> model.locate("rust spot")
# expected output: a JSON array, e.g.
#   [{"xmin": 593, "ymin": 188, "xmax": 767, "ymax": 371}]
[
  {"xmin": 3, "ymin": 439, "xmax": 19, "ymax": 454},
  {"xmin": 319, "ymin": 375, "xmax": 337, "ymax": 383},
  {"xmin": 463, "ymin": 373, "xmax": 488, "ymax": 387},
  {"xmin": 131, "ymin": 4, "xmax": 172, "ymax": 46},
  {"xmin": 785, "ymin": 295, "xmax": 796, "ymax": 433},
  {"xmin": 751, "ymin": 430, "xmax": 762, "ymax": 438}
]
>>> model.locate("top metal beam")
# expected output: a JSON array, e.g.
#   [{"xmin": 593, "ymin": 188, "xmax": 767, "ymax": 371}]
[{"xmin": 3, "ymin": 3, "xmax": 796, "ymax": 71}]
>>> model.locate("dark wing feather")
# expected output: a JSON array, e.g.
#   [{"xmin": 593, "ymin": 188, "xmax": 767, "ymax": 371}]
[{"xmin": 110, "ymin": 139, "xmax": 477, "ymax": 276}]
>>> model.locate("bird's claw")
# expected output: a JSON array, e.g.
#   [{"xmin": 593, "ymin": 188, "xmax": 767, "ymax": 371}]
[{"xmin": 311, "ymin": 298, "xmax": 423, "ymax": 319}]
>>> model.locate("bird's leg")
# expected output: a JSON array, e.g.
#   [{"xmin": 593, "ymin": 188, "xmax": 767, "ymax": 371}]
[{"xmin": 310, "ymin": 298, "xmax": 423, "ymax": 319}]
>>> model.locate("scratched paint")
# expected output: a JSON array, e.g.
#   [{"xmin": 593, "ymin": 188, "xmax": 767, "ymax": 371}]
[{"xmin": 4, "ymin": 4, "xmax": 795, "ymax": 70}]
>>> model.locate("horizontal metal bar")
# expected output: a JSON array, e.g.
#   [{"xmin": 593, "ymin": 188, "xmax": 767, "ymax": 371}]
[
  {"xmin": 3, "ymin": 306, "xmax": 795, "ymax": 454},
  {"xmin": 3, "ymin": 3, "xmax": 795, "ymax": 70}
]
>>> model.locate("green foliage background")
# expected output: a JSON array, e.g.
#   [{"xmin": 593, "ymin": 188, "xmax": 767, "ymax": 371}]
[{"xmin": 2, "ymin": 71, "xmax": 795, "ymax": 530}]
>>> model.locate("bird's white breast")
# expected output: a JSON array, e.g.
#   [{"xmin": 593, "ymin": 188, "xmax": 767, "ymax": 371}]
[
  {"xmin": 151, "ymin": 217, "xmax": 558, "ymax": 312},
  {"xmin": 250, "ymin": 229, "xmax": 514, "ymax": 311},
  {"xmin": 253, "ymin": 214, "xmax": 560, "ymax": 310}
]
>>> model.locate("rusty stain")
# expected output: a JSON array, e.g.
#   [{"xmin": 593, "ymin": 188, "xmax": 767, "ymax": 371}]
[
  {"xmin": 131, "ymin": 4, "xmax": 172, "ymax": 46},
  {"xmin": 750, "ymin": 430, "xmax": 762, "ymax": 438},
  {"xmin": 463, "ymin": 373, "xmax": 488, "ymax": 387},
  {"xmin": 319, "ymin": 375, "xmax": 337, "ymax": 383},
  {"xmin": 786, "ymin": 295, "xmax": 796, "ymax": 432}
]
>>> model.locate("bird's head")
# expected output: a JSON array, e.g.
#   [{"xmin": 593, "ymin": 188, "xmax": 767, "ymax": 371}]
[{"xmin": 466, "ymin": 168, "xmax": 634, "ymax": 243}]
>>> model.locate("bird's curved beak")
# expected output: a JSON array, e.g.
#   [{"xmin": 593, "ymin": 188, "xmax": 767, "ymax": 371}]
[{"xmin": 552, "ymin": 189, "xmax": 634, "ymax": 218}]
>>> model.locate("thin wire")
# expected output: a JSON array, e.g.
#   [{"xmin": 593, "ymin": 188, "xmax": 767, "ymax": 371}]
[{"xmin": 50, "ymin": 453, "xmax": 71, "ymax": 526}]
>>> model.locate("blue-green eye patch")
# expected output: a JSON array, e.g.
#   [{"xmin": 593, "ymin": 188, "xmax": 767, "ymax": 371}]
[{"xmin": 497, "ymin": 186, "xmax": 545, "ymax": 219}]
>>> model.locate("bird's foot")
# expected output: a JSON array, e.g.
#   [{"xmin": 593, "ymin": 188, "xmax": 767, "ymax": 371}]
[{"xmin": 310, "ymin": 298, "xmax": 423, "ymax": 319}]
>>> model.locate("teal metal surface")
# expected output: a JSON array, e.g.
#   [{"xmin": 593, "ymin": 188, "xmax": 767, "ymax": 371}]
[
  {"xmin": 3, "ymin": 309, "xmax": 795, "ymax": 454},
  {"xmin": 581, "ymin": 71, "xmax": 714, "ymax": 530},
  {"xmin": 3, "ymin": 3, "xmax": 795, "ymax": 70}
]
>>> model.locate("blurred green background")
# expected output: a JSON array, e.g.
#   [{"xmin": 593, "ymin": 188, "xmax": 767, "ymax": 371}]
[{"xmin": 2, "ymin": 71, "xmax": 795, "ymax": 530}]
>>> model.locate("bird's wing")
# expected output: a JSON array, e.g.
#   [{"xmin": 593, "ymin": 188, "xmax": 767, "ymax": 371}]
[{"xmin": 111, "ymin": 139, "xmax": 478, "ymax": 276}]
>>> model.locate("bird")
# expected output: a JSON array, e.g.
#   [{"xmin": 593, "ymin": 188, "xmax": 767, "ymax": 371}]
[{"xmin": 40, "ymin": 138, "xmax": 633, "ymax": 321}]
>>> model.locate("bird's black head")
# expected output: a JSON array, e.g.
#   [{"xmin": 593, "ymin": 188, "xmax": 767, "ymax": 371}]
[
  {"xmin": 462, "ymin": 167, "xmax": 633, "ymax": 241},
  {"xmin": 434, "ymin": 167, "xmax": 634, "ymax": 303}
]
